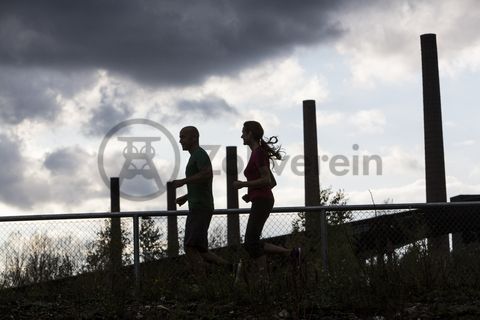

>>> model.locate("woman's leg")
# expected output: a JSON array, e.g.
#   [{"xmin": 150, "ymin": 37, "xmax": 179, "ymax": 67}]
[
  {"xmin": 244, "ymin": 198, "xmax": 274, "ymax": 272},
  {"xmin": 264, "ymin": 242, "xmax": 302, "ymax": 268}
]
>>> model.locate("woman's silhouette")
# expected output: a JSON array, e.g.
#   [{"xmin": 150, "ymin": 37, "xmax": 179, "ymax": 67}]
[{"xmin": 233, "ymin": 121, "xmax": 301, "ymax": 276}]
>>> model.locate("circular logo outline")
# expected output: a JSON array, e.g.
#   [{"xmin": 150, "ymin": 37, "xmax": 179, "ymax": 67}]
[{"xmin": 98, "ymin": 119, "xmax": 180, "ymax": 201}]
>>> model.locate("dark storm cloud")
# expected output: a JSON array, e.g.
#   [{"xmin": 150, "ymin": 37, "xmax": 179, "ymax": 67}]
[
  {"xmin": 86, "ymin": 103, "xmax": 132, "ymax": 137},
  {"xmin": 0, "ymin": 134, "xmax": 24, "ymax": 191},
  {"xmin": 0, "ymin": 66, "xmax": 97, "ymax": 125},
  {"xmin": 0, "ymin": 136, "xmax": 104, "ymax": 209},
  {"xmin": 42, "ymin": 146, "xmax": 104, "ymax": 204},
  {"xmin": 177, "ymin": 95, "xmax": 238, "ymax": 119},
  {"xmin": 84, "ymin": 85, "xmax": 133, "ymax": 137},
  {"xmin": 44, "ymin": 146, "xmax": 84, "ymax": 175},
  {"xmin": 0, "ymin": 67, "xmax": 58, "ymax": 124},
  {"xmin": 0, "ymin": 133, "xmax": 48, "ymax": 209},
  {"xmin": 0, "ymin": 0, "xmax": 348, "ymax": 86}
]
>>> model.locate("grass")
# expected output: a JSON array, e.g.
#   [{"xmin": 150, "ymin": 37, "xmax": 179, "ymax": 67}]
[{"xmin": 2, "ymin": 230, "xmax": 480, "ymax": 319}]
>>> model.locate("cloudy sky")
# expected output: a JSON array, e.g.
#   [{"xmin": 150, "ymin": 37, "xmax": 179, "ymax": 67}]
[{"xmin": 1, "ymin": 0, "xmax": 479, "ymax": 215}]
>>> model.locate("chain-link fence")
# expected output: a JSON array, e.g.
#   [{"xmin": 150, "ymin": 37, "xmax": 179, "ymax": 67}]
[
  {"xmin": 1, "ymin": 202, "xmax": 480, "ymax": 309},
  {"xmin": 0, "ymin": 211, "xmax": 300, "ymax": 288}
]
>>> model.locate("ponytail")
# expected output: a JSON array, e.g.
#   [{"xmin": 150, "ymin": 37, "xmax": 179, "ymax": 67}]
[
  {"xmin": 260, "ymin": 136, "xmax": 282, "ymax": 161},
  {"xmin": 243, "ymin": 121, "xmax": 284, "ymax": 163}
]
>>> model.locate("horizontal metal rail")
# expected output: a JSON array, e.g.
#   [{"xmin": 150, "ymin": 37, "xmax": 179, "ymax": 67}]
[{"xmin": 1, "ymin": 201, "xmax": 479, "ymax": 222}]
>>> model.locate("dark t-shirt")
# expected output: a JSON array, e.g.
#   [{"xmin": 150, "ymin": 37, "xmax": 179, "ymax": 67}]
[
  {"xmin": 244, "ymin": 147, "xmax": 274, "ymax": 201},
  {"xmin": 186, "ymin": 147, "xmax": 214, "ymax": 210}
]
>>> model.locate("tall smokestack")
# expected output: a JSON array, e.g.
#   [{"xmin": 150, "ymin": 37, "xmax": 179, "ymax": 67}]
[
  {"xmin": 421, "ymin": 33, "xmax": 447, "ymax": 202},
  {"xmin": 420, "ymin": 33, "xmax": 449, "ymax": 253}
]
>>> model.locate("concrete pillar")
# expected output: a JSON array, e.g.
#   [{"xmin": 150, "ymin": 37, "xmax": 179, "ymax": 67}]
[{"xmin": 303, "ymin": 100, "xmax": 321, "ymax": 235}]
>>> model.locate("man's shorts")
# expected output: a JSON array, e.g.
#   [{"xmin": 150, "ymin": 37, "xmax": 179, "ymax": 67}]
[{"xmin": 184, "ymin": 207, "xmax": 213, "ymax": 253}]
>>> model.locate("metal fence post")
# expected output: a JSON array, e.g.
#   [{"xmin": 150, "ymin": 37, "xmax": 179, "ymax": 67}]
[
  {"xmin": 109, "ymin": 177, "xmax": 123, "ymax": 298},
  {"xmin": 167, "ymin": 182, "xmax": 179, "ymax": 257},
  {"xmin": 133, "ymin": 214, "xmax": 140, "ymax": 297},
  {"xmin": 226, "ymin": 146, "xmax": 240, "ymax": 246},
  {"xmin": 320, "ymin": 208, "xmax": 328, "ymax": 271}
]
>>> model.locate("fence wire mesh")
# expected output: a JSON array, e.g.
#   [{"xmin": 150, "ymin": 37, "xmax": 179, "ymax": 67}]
[{"xmin": 1, "ymin": 203, "xmax": 480, "ymax": 299}]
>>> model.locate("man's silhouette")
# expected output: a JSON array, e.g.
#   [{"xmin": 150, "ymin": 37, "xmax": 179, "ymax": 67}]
[{"xmin": 171, "ymin": 126, "xmax": 229, "ymax": 279}]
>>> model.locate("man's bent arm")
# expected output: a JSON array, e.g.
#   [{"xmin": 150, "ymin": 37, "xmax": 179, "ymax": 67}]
[{"xmin": 182, "ymin": 165, "xmax": 212, "ymax": 186}]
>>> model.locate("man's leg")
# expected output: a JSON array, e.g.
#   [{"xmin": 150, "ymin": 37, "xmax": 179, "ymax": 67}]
[
  {"xmin": 263, "ymin": 242, "xmax": 290, "ymax": 255},
  {"xmin": 196, "ymin": 208, "xmax": 230, "ymax": 267},
  {"xmin": 201, "ymin": 251, "xmax": 229, "ymax": 265},
  {"xmin": 185, "ymin": 245, "xmax": 207, "ymax": 280},
  {"xmin": 184, "ymin": 211, "xmax": 208, "ymax": 281}
]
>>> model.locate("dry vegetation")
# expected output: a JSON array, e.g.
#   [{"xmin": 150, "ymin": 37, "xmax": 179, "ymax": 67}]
[{"xmin": 2, "ymin": 224, "xmax": 480, "ymax": 319}]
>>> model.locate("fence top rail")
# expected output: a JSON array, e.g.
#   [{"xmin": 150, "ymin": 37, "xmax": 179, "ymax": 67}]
[{"xmin": 1, "ymin": 201, "xmax": 479, "ymax": 223}]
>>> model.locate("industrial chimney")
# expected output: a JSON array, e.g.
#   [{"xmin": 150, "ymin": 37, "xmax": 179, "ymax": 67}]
[{"xmin": 420, "ymin": 33, "xmax": 449, "ymax": 254}]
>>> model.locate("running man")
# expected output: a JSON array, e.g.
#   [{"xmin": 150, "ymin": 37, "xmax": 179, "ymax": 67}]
[{"xmin": 170, "ymin": 126, "xmax": 229, "ymax": 279}]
